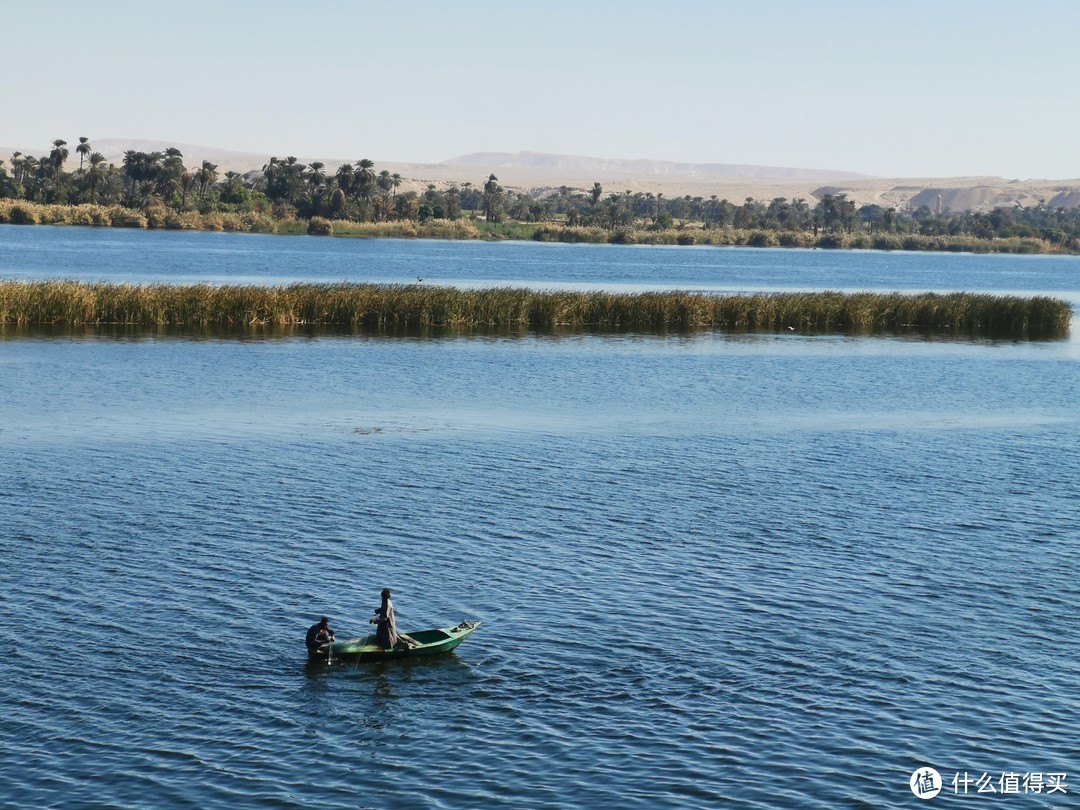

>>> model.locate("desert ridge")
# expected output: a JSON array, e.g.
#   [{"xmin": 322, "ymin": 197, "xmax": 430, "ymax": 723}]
[{"xmin": 3, "ymin": 139, "xmax": 1079, "ymax": 212}]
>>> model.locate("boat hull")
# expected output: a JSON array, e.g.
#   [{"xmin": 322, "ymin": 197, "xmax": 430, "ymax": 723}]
[{"xmin": 311, "ymin": 621, "xmax": 480, "ymax": 662}]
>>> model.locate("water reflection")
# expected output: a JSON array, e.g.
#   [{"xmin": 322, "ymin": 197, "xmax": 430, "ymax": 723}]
[
  {"xmin": 303, "ymin": 651, "xmax": 475, "ymax": 683},
  {"xmin": 0, "ymin": 321, "xmax": 1068, "ymax": 343},
  {"xmin": 301, "ymin": 652, "xmax": 478, "ymax": 734}
]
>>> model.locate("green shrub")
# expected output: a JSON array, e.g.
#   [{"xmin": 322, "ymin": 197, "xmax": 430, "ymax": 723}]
[
  {"xmin": 532, "ymin": 225, "xmax": 607, "ymax": 243},
  {"xmin": 241, "ymin": 212, "xmax": 277, "ymax": 233},
  {"xmin": 106, "ymin": 206, "xmax": 148, "ymax": 228},
  {"xmin": 776, "ymin": 230, "xmax": 811, "ymax": 247},
  {"xmin": 816, "ymin": 233, "xmax": 848, "ymax": 249},
  {"xmin": 9, "ymin": 203, "xmax": 40, "ymax": 225},
  {"xmin": 226, "ymin": 214, "xmax": 248, "ymax": 231},
  {"xmin": 872, "ymin": 234, "xmax": 903, "ymax": 251},
  {"xmin": 88, "ymin": 206, "xmax": 112, "ymax": 226},
  {"xmin": 417, "ymin": 220, "xmax": 481, "ymax": 240},
  {"xmin": 696, "ymin": 228, "xmax": 739, "ymax": 247},
  {"xmin": 142, "ymin": 201, "xmax": 169, "ymax": 229},
  {"xmin": 164, "ymin": 211, "xmax": 203, "ymax": 230},
  {"xmin": 747, "ymin": 231, "xmax": 778, "ymax": 247},
  {"xmin": 638, "ymin": 230, "xmax": 679, "ymax": 245}
]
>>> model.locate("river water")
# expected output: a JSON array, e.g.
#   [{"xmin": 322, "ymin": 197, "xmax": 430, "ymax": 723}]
[{"xmin": 1, "ymin": 226, "xmax": 1079, "ymax": 808}]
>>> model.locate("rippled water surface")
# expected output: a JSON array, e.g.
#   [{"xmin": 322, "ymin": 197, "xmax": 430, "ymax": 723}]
[{"xmin": 2, "ymin": 227, "xmax": 1079, "ymax": 808}]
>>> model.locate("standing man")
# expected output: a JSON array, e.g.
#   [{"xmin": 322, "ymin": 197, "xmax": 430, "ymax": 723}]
[{"xmin": 370, "ymin": 589, "xmax": 398, "ymax": 649}]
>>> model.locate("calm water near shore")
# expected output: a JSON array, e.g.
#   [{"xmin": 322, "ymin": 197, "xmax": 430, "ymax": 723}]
[{"xmin": 2, "ymin": 226, "xmax": 1079, "ymax": 808}]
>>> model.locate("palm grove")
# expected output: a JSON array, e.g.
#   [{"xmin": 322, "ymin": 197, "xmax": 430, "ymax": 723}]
[{"xmin": 3, "ymin": 138, "xmax": 1080, "ymax": 252}]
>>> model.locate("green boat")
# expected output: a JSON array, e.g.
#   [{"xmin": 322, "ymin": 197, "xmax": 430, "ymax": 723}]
[{"xmin": 310, "ymin": 620, "xmax": 480, "ymax": 662}]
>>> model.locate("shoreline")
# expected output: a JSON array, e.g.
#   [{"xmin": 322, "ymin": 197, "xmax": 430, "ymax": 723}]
[{"xmin": 2, "ymin": 200, "xmax": 1079, "ymax": 257}]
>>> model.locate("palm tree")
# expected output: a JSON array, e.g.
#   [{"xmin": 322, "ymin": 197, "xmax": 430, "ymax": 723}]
[
  {"xmin": 307, "ymin": 161, "xmax": 326, "ymax": 198},
  {"xmin": 482, "ymin": 173, "xmax": 501, "ymax": 222},
  {"xmin": 20, "ymin": 155, "xmax": 40, "ymax": 197},
  {"xmin": 262, "ymin": 157, "xmax": 281, "ymax": 192},
  {"xmin": 158, "ymin": 148, "xmax": 186, "ymax": 206},
  {"xmin": 334, "ymin": 163, "xmax": 354, "ymax": 194},
  {"xmin": 49, "ymin": 139, "xmax": 69, "ymax": 190},
  {"xmin": 122, "ymin": 149, "xmax": 138, "ymax": 199},
  {"xmin": 260, "ymin": 156, "xmax": 303, "ymax": 204},
  {"xmin": 10, "ymin": 152, "xmax": 24, "ymax": 184},
  {"xmin": 196, "ymin": 160, "xmax": 218, "ymax": 199},
  {"xmin": 122, "ymin": 150, "xmax": 163, "ymax": 204},
  {"xmin": 142, "ymin": 151, "xmax": 165, "ymax": 202},
  {"xmin": 376, "ymin": 172, "xmax": 394, "ymax": 218},
  {"xmin": 445, "ymin": 186, "xmax": 462, "ymax": 220},
  {"xmin": 86, "ymin": 152, "xmax": 107, "ymax": 203},
  {"xmin": 19, "ymin": 155, "xmax": 47, "ymax": 200},
  {"xmin": 354, "ymin": 158, "xmax": 376, "ymax": 202},
  {"xmin": 179, "ymin": 172, "xmax": 196, "ymax": 208},
  {"xmin": 76, "ymin": 137, "xmax": 91, "ymax": 172},
  {"xmin": 222, "ymin": 171, "xmax": 244, "ymax": 201},
  {"xmin": 391, "ymin": 173, "xmax": 402, "ymax": 205},
  {"xmin": 281, "ymin": 156, "xmax": 306, "ymax": 204}
]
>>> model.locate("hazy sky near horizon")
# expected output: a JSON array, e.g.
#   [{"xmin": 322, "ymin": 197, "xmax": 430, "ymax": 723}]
[{"xmin": 4, "ymin": 0, "xmax": 1078, "ymax": 179}]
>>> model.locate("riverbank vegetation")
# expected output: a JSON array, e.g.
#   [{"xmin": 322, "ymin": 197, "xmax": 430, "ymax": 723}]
[
  {"xmin": 0, "ymin": 281, "xmax": 1069, "ymax": 338},
  {"xmin": 4, "ymin": 138, "xmax": 1080, "ymax": 254}
]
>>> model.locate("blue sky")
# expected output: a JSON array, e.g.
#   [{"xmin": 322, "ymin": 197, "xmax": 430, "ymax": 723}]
[{"xmin": 3, "ymin": 0, "xmax": 1078, "ymax": 179}]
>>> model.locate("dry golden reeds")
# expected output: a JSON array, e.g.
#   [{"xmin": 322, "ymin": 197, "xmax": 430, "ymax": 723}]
[{"xmin": 0, "ymin": 281, "xmax": 1070, "ymax": 337}]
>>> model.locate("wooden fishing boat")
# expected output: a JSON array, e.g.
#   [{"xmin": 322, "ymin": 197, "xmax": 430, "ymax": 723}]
[{"xmin": 310, "ymin": 620, "xmax": 480, "ymax": 662}]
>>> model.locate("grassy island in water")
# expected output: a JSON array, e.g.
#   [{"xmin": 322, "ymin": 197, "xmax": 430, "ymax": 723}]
[{"xmin": 0, "ymin": 281, "xmax": 1070, "ymax": 338}]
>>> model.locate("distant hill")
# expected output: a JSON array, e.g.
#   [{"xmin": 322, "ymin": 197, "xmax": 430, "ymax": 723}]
[
  {"xmin": 443, "ymin": 151, "xmax": 874, "ymax": 182},
  {"xmin": 4, "ymin": 139, "xmax": 1080, "ymax": 210}
]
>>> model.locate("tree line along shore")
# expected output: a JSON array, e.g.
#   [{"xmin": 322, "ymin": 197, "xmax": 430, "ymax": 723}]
[
  {"xmin": 3, "ymin": 138, "xmax": 1080, "ymax": 254},
  {"xmin": 0, "ymin": 281, "xmax": 1070, "ymax": 338}
]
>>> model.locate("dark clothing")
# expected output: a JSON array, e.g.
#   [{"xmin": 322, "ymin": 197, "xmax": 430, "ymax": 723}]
[
  {"xmin": 306, "ymin": 621, "xmax": 335, "ymax": 653},
  {"xmin": 373, "ymin": 599, "xmax": 398, "ymax": 649}
]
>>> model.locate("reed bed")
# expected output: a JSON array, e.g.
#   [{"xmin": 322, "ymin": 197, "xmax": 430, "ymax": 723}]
[
  {"xmin": 0, "ymin": 281, "xmax": 1070, "ymax": 337},
  {"xmin": 1, "ymin": 200, "xmax": 1069, "ymax": 254},
  {"xmin": 0, "ymin": 200, "xmax": 278, "ymax": 233},
  {"xmin": 317, "ymin": 219, "xmax": 558, "ymax": 242},
  {"xmin": 294, "ymin": 219, "xmax": 483, "ymax": 240},
  {"xmin": 528, "ymin": 224, "xmax": 1060, "ymax": 253}
]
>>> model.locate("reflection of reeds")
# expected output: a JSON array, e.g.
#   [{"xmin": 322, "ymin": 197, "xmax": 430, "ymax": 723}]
[{"xmin": 0, "ymin": 281, "xmax": 1070, "ymax": 336}]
